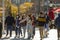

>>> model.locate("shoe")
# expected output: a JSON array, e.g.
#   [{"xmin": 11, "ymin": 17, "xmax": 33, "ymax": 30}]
[
  {"xmin": 17, "ymin": 35, "xmax": 20, "ymax": 38},
  {"xmin": 58, "ymin": 37, "xmax": 60, "ymax": 40},
  {"xmin": 21, "ymin": 34, "xmax": 23, "ymax": 36},
  {"xmin": 5, "ymin": 35, "xmax": 9, "ymax": 38},
  {"xmin": 40, "ymin": 39, "xmax": 42, "ymax": 40},
  {"xmin": 10, "ymin": 36, "xmax": 12, "ymax": 37},
  {"xmin": 6, "ymin": 35, "xmax": 8, "ymax": 37},
  {"xmin": 15, "ymin": 36, "xmax": 17, "ymax": 38},
  {"xmin": 27, "ymin": 36, "xmax": 31, "ymax": 39},
  {"xmin": 32, "ymin": 35, "xmax": 34, "ymax": 39},
  {"xmin": 27, "ymin": 37, "xmax": 30, "ymax": 39}
]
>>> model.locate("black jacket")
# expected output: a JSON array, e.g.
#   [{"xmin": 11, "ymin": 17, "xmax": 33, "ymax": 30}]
[
  {"xmin": 5, "ymin": 16, "xmax": 15, "ymax": 26},
  {"xmin": 46, "ymin": 16, "xmax": 50, "ymax": 24}
]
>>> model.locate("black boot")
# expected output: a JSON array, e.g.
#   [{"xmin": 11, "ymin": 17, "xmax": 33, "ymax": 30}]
[{"xmin": 28, "ymin": 35, "xmax": 31, "ymax": 39}]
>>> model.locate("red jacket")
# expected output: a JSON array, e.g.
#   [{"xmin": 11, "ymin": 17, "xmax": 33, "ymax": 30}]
[{"xmin": 48, "ymin": 8, "xmax": 55, "ymax": 20}]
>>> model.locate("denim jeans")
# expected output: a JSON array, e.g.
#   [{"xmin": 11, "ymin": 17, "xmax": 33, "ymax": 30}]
[
  {"xmin": 33, "ymin": 26, "xmax": 35, "ymax": 36},
  {"xmin": 6, "ymin": 25, "xmax": 13, "ymax": 37},
  {"xmin": 45, "ymin": 23, "xmax": 49, "ymax": 31},
  {"xmin": 15, "ymin": 27, "xmax": 22, "ymax": 36},
  {"xmin": 22, "ymin": 26, "xmax": 26, "ymax": 37},
  {"xmin": 27, "ymin": 24, "xmax": 33, "ymax": 38}
]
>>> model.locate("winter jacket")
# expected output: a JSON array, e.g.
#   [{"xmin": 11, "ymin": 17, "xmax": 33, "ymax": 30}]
[
  {"xmin": 16, "ymin": 17, "xmax": 20, "ymax": 27},
  {"xmin": 55, "ymin": 14, "xmax": 60, "ymax": 29},
  {"xmin": 5, "ymin": 16, "xmax": 15, "ymax": 26},
  {"xmin": 48, "ymin": 8, "xmax": 55, "ymax": 20}
]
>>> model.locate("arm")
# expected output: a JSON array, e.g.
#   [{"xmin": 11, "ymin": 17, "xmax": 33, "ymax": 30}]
[{"xmin": 20, "ymin": 17, "xmax": 27, "ymax": 23}]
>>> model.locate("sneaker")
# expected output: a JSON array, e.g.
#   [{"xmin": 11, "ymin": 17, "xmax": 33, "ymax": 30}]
[
  {"xmin": 40, "ymin": 38, "xmax": 43, "ymax": 40},
  {"xmin": 10, "ymin": 36, "xmax": 12, "ymax": 37},
  {"xmin": 27, "ymin": 36, "xmax": 31, "ymax": 39},
  {"xmin": 17, "ymin": 35, "xmax": 20, "ymax": 38},
  {"xmin": 6, "ymin": 34, "xmax": 8, "ymax": 37},
  {"xmin": 32, "ymin": 35, "xmax": 34, "ymax": 39},
  {"xmin": 15, "ymin": 36, "xmax": 17, "ymax": 38},
  {"xmin": 21, "ymin": 34, "xmax": 23, "ymax": 36},
  {"xmin": 27, "ymin": 37, "xmax": 30, "ymax": 39}
]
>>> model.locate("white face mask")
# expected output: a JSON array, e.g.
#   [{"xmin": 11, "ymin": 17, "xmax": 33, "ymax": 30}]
[{"xmin": 17, "ymin": 16, "xmax": 19, "ymax": 17}]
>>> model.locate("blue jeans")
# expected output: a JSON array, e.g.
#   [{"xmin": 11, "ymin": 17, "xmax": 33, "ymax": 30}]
[
  {"xmin": 27, "ymin": 24, "xmax": 33, "ymax": 38},
  {"xmin": 15, "ymin": 27, "xmax": 22, "ymax": 36},
  {"xmin": 45, "ymin": 23, "xmax": 49, "ymax": 31},
  {"xmin": 6, "ymin": 25, "xmax": 13, "ymax": 37},
  {"xmin": 22, "ymin": 26, "xmax": 26, "ymax": 37}
]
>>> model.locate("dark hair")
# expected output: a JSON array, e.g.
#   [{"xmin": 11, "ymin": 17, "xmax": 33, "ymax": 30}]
[
  {"xmin": 50, "ymin": 1, "xmax": 53, "ymax": 3},
  {"xmin": 8, "ymin": 13, "xmax": 12, "ymax": 16},
  {"xmin": 40, "ymin": 12, "xmax": 43, "ymax": 14}
]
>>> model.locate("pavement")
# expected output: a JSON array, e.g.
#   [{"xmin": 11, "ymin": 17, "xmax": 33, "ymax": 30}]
[{"xmin": 0, "ymin": 28, "xmax": 58, "ymax": 40}]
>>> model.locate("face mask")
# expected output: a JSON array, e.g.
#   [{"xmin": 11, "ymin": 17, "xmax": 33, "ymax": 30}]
[{"xmin": 17, "ymin": 16, "xmax": 19, "ymax": 18}]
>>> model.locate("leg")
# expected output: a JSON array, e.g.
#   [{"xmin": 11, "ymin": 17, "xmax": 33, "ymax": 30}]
[
  {"xmin": 28, "ymin": 30, "xmax": 31, "ymax": 39},
  {"xmin": 27, "ymin": 24, "xmax": 31, "ymax": 39},
  {"xmin": 10, "ymin": 26, "xmax": 12, "ymax": 37},
  {"xmin": 33, "ymin": 27, "xmax": 35, "ymax": 35},
  {"xmin": 6, "ymin": 27, "xmax": 8, "ymax": 36},
  {"xmin": 10, "ymin": 30, "xmax": 12, "ymax": 37},
  {"xmin": 58, "ymin": 29, "xmax": 60, "ymax": 40},
  {"xmin": 23, "ymin": 26, "xmax": 26, "ymax": 37},
  {"xmin": 15, "ymin": 27, "xmax": 18, "ymax": 36},
  {"xmin": 45, "ymin": 24, "xmax": 49, "ymax": 37},
  {"xmin": 39, "ymin": 26, "xmax": 44, "ymax": 40},
  {"xmin": 32, "ymin": 27, "xmax": 35, "ymax": 38},
  {"xmin": 0, "ymin": 30, "xmax": 2, "ymax": 38},
  {"xmin": 19, "ymin": 27, "xmax": 22, "ymax": 36}
]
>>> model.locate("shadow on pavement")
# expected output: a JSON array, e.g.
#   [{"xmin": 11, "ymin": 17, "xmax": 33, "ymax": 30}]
[
  {"xmin": 0, "ymin": 37, "xmax": 32, "ymax": 40},
  {"xmin": 10, "ymin": 37, "xmax": 32, "ymax": 40}
]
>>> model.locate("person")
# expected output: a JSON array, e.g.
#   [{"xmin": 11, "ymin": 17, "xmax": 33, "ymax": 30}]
[
  {"xmin": 15, "ymin": 15, "xmax": 22, "ymax": 38},
  {"xmin": 55, "ymin": 14, "xmax": 60, "ymax": 40},
  {"xmin": 26, "ymin": 14, "xmax": 33, "ymax": 39},
  {"xmin": 5, "ymin": 14, "xmax": 15, "ymax": 37},
  {"xmin": 0, "ymin": 18, "xmax": 2, "ymax": 38},
  {"xmin": 36, "ymin": 12, "xmax": 46, "ymax": 40},
  {"xmin": 48, "ymin": 7, "xmax": 55, "ymax": 29},
  {"xmin": 21, "ymin": 14, "xmax": 27, "ymax": 37},
  {"xmin": 31, "ymin": 14, "xmax": 36, "ymax": 38},
  {"xmin": 44, "ymin": 13, "xmax": 50, "ymax": 37}
]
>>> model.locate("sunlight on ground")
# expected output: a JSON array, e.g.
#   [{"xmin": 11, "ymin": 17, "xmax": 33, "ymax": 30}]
[{"xmin": 1, "ymin": 28, "xmax": 58, "ymax": 40}]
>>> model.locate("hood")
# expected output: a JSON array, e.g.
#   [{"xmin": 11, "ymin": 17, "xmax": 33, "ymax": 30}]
[{"xmin": 58, "ymin": 14, "xmax": 60, "ymax": 17}]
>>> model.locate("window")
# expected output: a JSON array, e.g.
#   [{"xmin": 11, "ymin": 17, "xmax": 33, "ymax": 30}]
[
  {"xmin": 0, "ymin": 0, "xmax": 2, "ymax": 7},
  {"xmin": 26, "ymin": 0, "xmax": 31, "ymax": 2}
]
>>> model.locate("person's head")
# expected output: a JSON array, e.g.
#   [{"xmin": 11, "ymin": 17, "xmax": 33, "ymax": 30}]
[
  {"xmin": 39, "ymin": 12, "xmax": 45, "ymax": 17},
  {"xmin": 49, "ymin": 7, "xmax": 53, "ymax": 10},
  {"xmin": 8, "ymin": 13, "xmax": 12, "ymax": 16},
  {"xmin": 45, "ymin": 12, "xmax": 48, "ymax": 15},
  {"xmin": 40, "ymin": 11, "xmax": 43, "ymax": 14}
]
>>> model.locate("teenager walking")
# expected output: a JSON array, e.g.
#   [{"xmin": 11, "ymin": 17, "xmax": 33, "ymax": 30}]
[{"xmin": 37, "ymin": 12, "xmax": 46, "ymax": 40}]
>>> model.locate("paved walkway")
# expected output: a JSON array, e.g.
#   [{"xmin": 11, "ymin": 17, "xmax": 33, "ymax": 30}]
[{"xmin": 0, "ymin": 28, "xmax": 58, "ymax": 40}]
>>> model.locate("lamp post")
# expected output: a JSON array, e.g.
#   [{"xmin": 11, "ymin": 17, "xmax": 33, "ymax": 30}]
[{"xmin": 2, "ymin": 0, "xmax": 5, "ymax": 34}]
